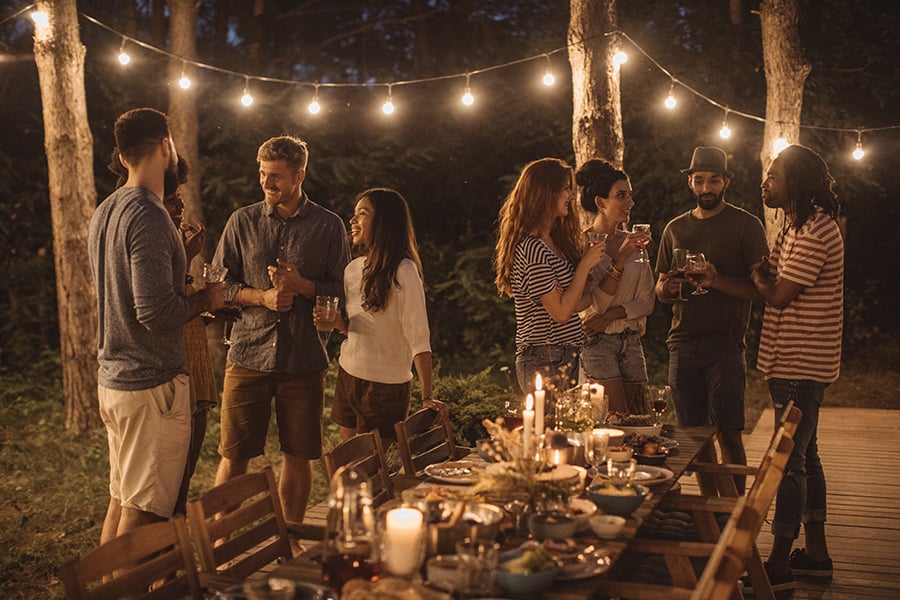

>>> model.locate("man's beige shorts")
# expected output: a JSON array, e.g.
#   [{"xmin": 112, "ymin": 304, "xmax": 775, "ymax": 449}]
[{"xmin": 99, "ymin": 374, "xmax": 191, "ymax": 517}]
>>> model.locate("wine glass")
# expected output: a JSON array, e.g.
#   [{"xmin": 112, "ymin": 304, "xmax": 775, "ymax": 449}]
[
  {"xmin": 631, "ymin": 224, "xmax": 652, "ymax": 263},
  {"xmin": 502, "ymin": 399, "xmax": 524, "ymax": 431},
  {"xmin": 201, "ymin": 263, "xmax": 227, "ymax": 317},
  {"xmin": 685, "ymin": 252, "xmax": 710, "ymax": 295},
  {"xmin": 585, "ymin": 429, "xmax": 610, "ymax": 478},
  {"xmin": 585, "ymin": 230, "xmax": 608, "ymax": 248},
  {"xmin": 646, "ymin": 385, "xmax": 671, "ymax": 426},
  {"xmin": 670, "ymin": 248, "xmax": 690, "ymax": 302}
]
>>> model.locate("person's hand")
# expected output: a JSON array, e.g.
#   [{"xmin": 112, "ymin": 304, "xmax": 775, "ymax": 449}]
[
  {"xmin": 660, "ymin": 268, "xmax": 687, "ymax": 298},
  {"xmin": 582, "ymin": 310, "xmax": 614, "ymax": 336},
  {"xmin": 579, "ymin": 240, "xmax": 607, "ymax": 270},
  {"xmin": 181, "ymin": 222, "xmax": 205, "ymax": 263},
  {"xmin": 751, "ymin": 256, "xmax": 772, "ymax": 284},
  {"xmin": 423, "ymin": 397, "xmax": 449, "ymax": 426},
  {"xmin": 268, "ymin": 259, "xmax": 303, "ymax": 292},
  {"xmin": 617, "ymin": 231, "xmax": 646, "ymax": 260},
  {"xmin": 693, "ymin": 261, "xmax": 719, "ymax": 289},
  {"xmin": 261, "ymin": 287, "xmax": 296, "ymax": 312}
]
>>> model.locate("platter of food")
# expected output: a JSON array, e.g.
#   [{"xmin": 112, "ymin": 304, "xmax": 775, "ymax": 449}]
[
  {"xmin": 604, "ymin": 413, "xmax": 662, "ymax": 437},
  {"xmin": 423, "ymin": 461, "xmax": 482, "ymax": 485}
]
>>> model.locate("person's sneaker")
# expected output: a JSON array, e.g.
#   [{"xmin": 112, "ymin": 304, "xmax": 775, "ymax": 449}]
[
  {"xmin": 740, "ymin": 562, "xmax": 795, "ymax": 595},
  {"xmin": 790, "ymin": 547, "xmax": 834, "ymax": 578}
]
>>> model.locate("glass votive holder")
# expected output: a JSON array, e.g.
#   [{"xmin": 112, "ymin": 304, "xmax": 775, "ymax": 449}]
[{"xmin": 606, "ymin": 457, "xmax": 637, "ymax": 486}]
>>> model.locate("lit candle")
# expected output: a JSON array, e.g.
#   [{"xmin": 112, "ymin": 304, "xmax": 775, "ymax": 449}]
[
  {"xmin": 523, "ymin": 394, "xmax": 535, "ymax": 457},
  {"xmin": 534, "ymin": 374, "xmax": 545, "ymax": 440},
  {"xmin": 384, "ymin": 507, "xmax": 424, "ymax": 576}
]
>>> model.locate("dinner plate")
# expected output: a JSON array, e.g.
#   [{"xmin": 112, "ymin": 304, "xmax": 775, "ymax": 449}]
[
  {"xmin": 556, "ymin": 546, "xmax": 613, "ymax": 580},
  {"xmin": 596, "ymin": 465, "xmax": 674, "ymax": 486},
  {"xmin": 423, "ymin": 461, "xmax": 481, "ymax": 484},
  {"xmin": 485, "ymin": 462, "xmax": 581, "ymax": 484}
]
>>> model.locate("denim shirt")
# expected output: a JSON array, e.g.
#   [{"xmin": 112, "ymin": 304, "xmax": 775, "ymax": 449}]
[{"xmin": 213, "ymin": 195, "xmax": 350, "ymax": 374}]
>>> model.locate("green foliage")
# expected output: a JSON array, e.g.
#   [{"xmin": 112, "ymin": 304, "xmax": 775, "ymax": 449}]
[{"xmin": 428, "ymin": 366, "xmax": 513, "ymax": 447}]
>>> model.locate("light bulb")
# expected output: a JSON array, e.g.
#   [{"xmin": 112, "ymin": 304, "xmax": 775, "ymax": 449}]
[
  {"xmin": 308, "ymin": 99, "xmax": 321, "ymax": 114},
  {"xmin": 462, "ymin": 89, "xmax": 474, "ymax": 106},
  {"xmin": 118, "ymin": 51, "xmax": 131, "ymax": 65},
  {"xmin": 719, "ymin": 124, "xmax": 732, "ymax": 139},
  {"xmin": 179, "ymin": 75, "xmax": 191, "ymax": 90},
  {"xmin": 241, "ymin": 91, "xmax": 253, "ymax": 106},
  {"xmin": 853, "ymin": 146, "xmax": 865, "ymax": 160},
  {"xmin": 382, "ymin": 100, "xmax": 394, "ymax": 115},
  {"xmin": 612, "ymin": 51, "xmax": 628, "ymax": 68},
  {"xmin": 31, "ymin": 11, "xmax": 49, "ymax": 30},
  {"xmin": 542, "ymin": 71, "xmax": 555, "ymax": 86},
  {"xmin": 664, "ymin": 94, "xmax": 676, "ymax": 109},
  {"xmin": 773, "ymin": 137, "xmax": 789, "ymax": 153}
]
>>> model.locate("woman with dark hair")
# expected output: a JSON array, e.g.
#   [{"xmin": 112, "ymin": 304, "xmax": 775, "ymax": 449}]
[
  {"xmin": 495, "ymin": 158, "xmax": 607, "ymax": 397},
  {"xmin": 576, "ymin": 159, "xmax": 655, "ymax": 414},
  {"xmin": 316, "ymin": 188, "xmax": 446, "ymax": 441}
]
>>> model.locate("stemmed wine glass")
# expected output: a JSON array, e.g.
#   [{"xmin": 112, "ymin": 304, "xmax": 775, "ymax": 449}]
[
  {"xmin": 631, "ymin": 224, "xmax": 652, "ymax": 263},
  {"xmin": 669, "ymin": 248, "xmax": 690, "ymax": 302},
  {"xmin": 646, "ymin": 385, "xmax": 671, "ymax": 426},
  {"xmin": 685, "ymin": 252, "xmax": 710, "ymax": 295},
  {"xmin": 585, "ymin": 230, "xmax": 608, "ymax": 248}
]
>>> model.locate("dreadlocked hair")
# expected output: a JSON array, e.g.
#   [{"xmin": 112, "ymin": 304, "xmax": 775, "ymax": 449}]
[{"xmin": 779, "ymin": 144, "xmax": 841, "ymax": 232}]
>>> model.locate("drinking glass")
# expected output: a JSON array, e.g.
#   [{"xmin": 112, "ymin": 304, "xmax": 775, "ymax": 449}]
[
  {"xmin": 606, "ymin": 458, "xmax": 637, "ymax": 486},
  {"xmin": 646, "ymin": 385, "xmax": 671, "ymax": 426},
  {"xmin": 686, "ymin": 252, "xmax": 710, "ymax": 295},
  {"xmin": 670, "ymin": 248, "xmax": 690, "ymax": 302},
  {"xmin": 455, "ymin": 539, "xmax": 500, "ymax": 597},
  {"xmin": 201, "ymin": 263, "xmax": 227, "ymax": 318},
  {"xmin": 314, "ymin": 295, "xmax": 340, "ymax": 332},
  {"xmin": 585, "ymin": 429, "xmax": 610, "ymax": 477},
  {"xmin": 502, "ymin": 399, "xmax": 523, "ymax": 431},
  {"xmin": 631, "ymin": 224, "xmax": 652, "ymax": 263},
  {"xmin": 585, "ymin": 230, "xmax": 608, "ymax": 248}
]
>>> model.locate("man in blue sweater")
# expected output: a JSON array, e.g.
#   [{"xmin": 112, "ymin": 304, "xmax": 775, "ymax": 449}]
[{"xmin": 88, "ymin": 108, "xmax": 224, "ymax": 542}]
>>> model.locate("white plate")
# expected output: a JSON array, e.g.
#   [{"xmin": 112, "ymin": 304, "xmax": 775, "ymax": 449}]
[
  {"xmin": 423, "ymin": 461, "xmax": 481, "ymax": 484},
  {"xmin": 556, "ymin": 546, "xmax": 613, "ymax": 580},
  {"xmin": 596, "ymin": 465, "xmax": 674, "ymax": 486},
  {"xmin": 615, "ymin": 424, "xmax": 663, "ymax": 437},
  {"xmin": 622, "ymin": 433, "xmax": 679, "ymax": 451},
  {"xmin": 485, "ymin": 462, "xmax": 581, "ymax": 484}
]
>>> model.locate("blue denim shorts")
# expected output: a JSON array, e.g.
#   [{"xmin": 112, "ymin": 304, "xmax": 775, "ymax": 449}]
[
  {"xmin": 515, "ymin": 344, "xmax": 580, "ymax": 396},
  {"xmin": 581, "ymin": 330, "xmax": 648, "ymax": 383}
]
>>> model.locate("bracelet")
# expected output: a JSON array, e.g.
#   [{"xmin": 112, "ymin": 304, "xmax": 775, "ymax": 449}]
[{"xmin": 606, "ymin": 264, "xmax": 623, "ymax": 281}]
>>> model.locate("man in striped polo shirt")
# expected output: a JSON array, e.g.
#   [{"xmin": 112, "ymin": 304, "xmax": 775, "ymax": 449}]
[{"xmin": 748, "ymin": 144, "xmax": 844, "ymax": 592}]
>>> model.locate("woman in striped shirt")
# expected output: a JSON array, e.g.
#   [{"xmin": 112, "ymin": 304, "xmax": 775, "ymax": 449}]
[{"xmin": 495, "ymin": 158, "xmax": 607, "ymax": 398}]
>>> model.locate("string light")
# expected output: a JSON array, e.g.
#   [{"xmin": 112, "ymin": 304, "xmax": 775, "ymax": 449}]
[
  {"xmin": 852, "ymin": 130, "xmax": 865, "ymax": 160},
  {"xmin": 542, "ymin": 54, "xmax": 555, "ymax": 86},
  {"xmin": 773, "ymin": 136, "xmax": 789, "ymax": 153},
  {"xmin": 461, "ymin": 74, "xmax": 474, "ymax": 106},
  {"xmin": 719, "ymin": 109, "xmax": 732, "ymax": 139},
  {"xmin": 382, "ymin": 84, "xmax": 394, "ymax": 115},
  {"xmin": 240, "ymin": 77, "xmax": 253, "ymax": 107},
  {"xmin": 664, "ymin": 81, "xmax": 676, "ymax": 109},
  {"xmin": 117, "ymin": 38, "xmax": 131, "ymax": 65},
  {"xmin": 308, "ymin": 84, "xmax": 321, "ymax": 114},
  {"xmin": 612, "ymin": 50, "xmax": 628, "ymax": 69},
  {"xmin": 30, "ymin": 10, "xmax": 49, "ymax": 30},
  {"xmin": 178, "ymin": 62, "xmax": 191, "ymax": 90}
]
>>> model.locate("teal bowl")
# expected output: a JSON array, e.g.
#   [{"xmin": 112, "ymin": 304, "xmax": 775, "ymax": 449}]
[
  {"xmin": 587, "ymin": 483, "xmax": 649, "ymax": 517},
  {"xmin": 494, "ymin": 550, "xmax": 560, "ymax": 599}
]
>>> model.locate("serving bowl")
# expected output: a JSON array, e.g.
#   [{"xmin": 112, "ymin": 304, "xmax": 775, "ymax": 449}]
[
  {"xmin": 527, "ymin": 512, "xmax": 577, "ymax": 541},
  {"xmin": 588, "ymin": 514, "xmax": 626, "ymax": 539},
  {"xmin": 494, "ymin": 550, "xmax": 560, "ymax": 599},
  {"xmin": 616, "ymin": 424, "xmax": 663, "ymax": 437},
  {"xmin": 634, "ymin": 449, "xmax": 668, "ymax": 466},
  {"xmin": 588, "ymin": 483, "xmax": 649, "ymax": 517},
  {"xmin": 567, "ymin": 497, "xmax": 598, "ymax": 531}
]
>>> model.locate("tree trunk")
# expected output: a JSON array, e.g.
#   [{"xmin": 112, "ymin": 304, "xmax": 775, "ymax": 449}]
[
  {"xmin": 568, "ymin": 0, "xmax": 623, "ymax": 171},
  {"xmin": 760, "ymin": 0, "xmax": 810, "ymax": 247},
  {"xmin": 33, "ymin": 0, "xmax": 100, "ymax": 433},
  {"xmin": 167, "ymin": 0, "xmax": 203, "ymax": 265}
]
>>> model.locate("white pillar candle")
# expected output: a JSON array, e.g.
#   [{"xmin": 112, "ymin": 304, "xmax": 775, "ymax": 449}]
[
  {"xmin": 589, "ymin": 383, "xmax": 606, "ymax": 422},
  {"xmin": 384, "ymin": 507, "xmax": 424, "ymax": 576},
  {"xmin": 534, "ymin": 374, "xmax": 545, "ymax": 439},
  {"xmin": 523, "ymin": 394, "xmax": 535, "ymax": 457}
]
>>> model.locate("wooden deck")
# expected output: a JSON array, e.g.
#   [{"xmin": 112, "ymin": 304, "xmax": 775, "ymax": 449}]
[{"xmin": 743, "ymin": 408, "xmax": 900, "ymax": 599}]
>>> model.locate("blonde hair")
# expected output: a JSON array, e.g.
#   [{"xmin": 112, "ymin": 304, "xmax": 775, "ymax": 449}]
[{"xmin": 495, "ymin": 158, "xmax": 581, "ymax": 296}]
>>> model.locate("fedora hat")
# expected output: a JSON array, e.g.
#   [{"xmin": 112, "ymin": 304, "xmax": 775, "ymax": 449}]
[{"xmin": 681, "ymin": 146, "xmax": 733, "ymax": 178}]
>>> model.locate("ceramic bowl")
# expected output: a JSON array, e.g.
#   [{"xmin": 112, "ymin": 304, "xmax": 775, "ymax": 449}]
[
  {"xmin": 527, "ymin": 511, "xmax": 578, "ymax": 541},
  {"xmin": 588, "ymin": 514, "xmax": 626, "ymax": 539},
  {"xmin": 606, "ymin": 446, "xmax": 634, "ymax": 461},
  {"xmin": 634, "ymin": 449, "xmax": 668, "ymax": 466},
  {"xmin": 567, "ymin": 497, "xmax": 598, "ymax": 531},
  {"xmin": 591, "ymin": 427, "xmax": 625, "ymax": 447},
  {"xmin": 587, "ymin": 483, "xmax": 649, "ymax": 517},
  {"xmin": 617, "ymin": 424, "xmax": 663, "ymax": 437},
  {"xmin": 494, "ymin": 551, "xmax": 560, "ymax": 599}
]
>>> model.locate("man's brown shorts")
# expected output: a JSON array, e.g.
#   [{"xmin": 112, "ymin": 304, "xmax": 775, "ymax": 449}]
[
  {"xmin": 331, "ymin": 365, "xmax": 410, "ymax": 440},
  {"xmin": 218, "ymin": 363, "xmax": 325, "ymax": 460}
]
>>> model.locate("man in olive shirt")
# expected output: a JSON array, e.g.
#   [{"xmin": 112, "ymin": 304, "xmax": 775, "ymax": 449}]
[
  {"xmin": 212, "ymin": 136, "xmax": 350, "ymax": 548},
  {"xmin": 655, "ymin": 147, "xmax": 768, "ymax": 491}
]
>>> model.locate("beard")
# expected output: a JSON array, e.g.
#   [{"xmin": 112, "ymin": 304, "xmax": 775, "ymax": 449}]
[{"xmin": 694, "ymin": 189, "xmax": 725, "ymax": 211}]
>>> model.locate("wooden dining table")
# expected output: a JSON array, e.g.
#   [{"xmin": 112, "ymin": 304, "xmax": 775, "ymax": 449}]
[{"xmin": 270, "ymin": 423, "xmax": 718, "ymax": 599}]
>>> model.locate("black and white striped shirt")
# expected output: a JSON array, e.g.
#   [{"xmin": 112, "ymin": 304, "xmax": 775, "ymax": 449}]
[{"xmin": 511, "ymin": 235, "xmax": 584, "ymax": 351}]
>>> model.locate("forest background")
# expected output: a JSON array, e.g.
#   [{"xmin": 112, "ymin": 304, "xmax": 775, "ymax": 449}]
[{"xmin": 1, "ymin": 1, "xmax": 898, "ymax": 598}]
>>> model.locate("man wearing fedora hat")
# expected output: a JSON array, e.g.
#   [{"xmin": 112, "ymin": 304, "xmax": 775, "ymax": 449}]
[{"xmin": 655, "ymin": 146, "xmax": 768, "ymax": 491}]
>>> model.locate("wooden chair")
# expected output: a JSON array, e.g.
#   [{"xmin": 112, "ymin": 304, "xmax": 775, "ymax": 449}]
[
  {"xmin": 394, "ymin": 408, "xmax": 460, "ymax": 477},
  {"xmin": 322, "ymin": 430, "xmax": 395, "ymax": 508},
  {"xmin": 187, "ymin": 466, "xmax": 323, "ymax": 589},
  {"xmin": 60, "ymin": 514, "xmax": 202, "ymax": 600}
]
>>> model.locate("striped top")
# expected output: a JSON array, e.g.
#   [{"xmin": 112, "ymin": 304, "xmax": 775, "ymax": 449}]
[
  {"xmin": 757, "ymin": 212, "xmax": 844, "ymax": 382},
  {"xmin": 511, "ymin": 234, "xmax": 584, "ymax": 351}
]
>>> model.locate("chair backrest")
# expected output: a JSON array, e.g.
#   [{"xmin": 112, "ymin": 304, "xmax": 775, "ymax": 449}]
[
  {"xmin": 394, "ymin": 408, "xmax": 458, "ymax": 477},
  {"xmin": 745, "ymin": 426, "xmax": 794, "ymax": 531},
  {"xmin": 691, "ymin": 495, "xmax": 760, "ymax": 600},
  {"xmin": 323, "ymin": 430, "xmax": 394, "ymax": 508},
  {"xmin": 780, "ymin": 402, "xmax": 803, "ymax": 440},
  {"xmin": 60, "ymin": 514, "xmax": 202, "ymax": 600},
  {"xmin": 187, "ymin": 466, "xmax": 293, "ymax": 582}
]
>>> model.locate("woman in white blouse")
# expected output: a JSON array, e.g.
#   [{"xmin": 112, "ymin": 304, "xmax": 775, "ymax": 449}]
[
  {"xmin": 315, "ymin": 188, "xmax": 446, "ymax": 441},
  {"xmin": 576, "ymin": 160, "xmax": 655, "ymax": 414}
]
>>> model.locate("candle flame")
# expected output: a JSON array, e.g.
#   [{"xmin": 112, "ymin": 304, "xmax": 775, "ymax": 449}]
[
  {"xmin": 535, "ymin": 373, "xmax": 543, "ymax": 391},
  {"xmin": 525, "ymin": 394, "xmax": 534, "ymax": 411}
]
